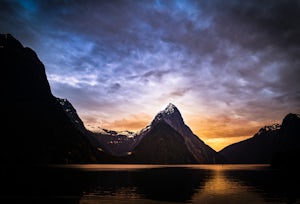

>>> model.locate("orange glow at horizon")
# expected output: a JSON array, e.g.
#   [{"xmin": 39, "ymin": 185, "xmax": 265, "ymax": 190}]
[
  {"xmin": 185, "ymin": 115, "xmax": 264, "ymax": 151},
  {"xmin": 82, "ymin": 110, "xmax": 269, "ymax": 152}
]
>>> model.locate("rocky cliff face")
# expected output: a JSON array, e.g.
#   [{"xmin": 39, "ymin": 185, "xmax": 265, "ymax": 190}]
[{"xmin": 0, "ymin": 34, "xmax": 98, "ymax": 164}]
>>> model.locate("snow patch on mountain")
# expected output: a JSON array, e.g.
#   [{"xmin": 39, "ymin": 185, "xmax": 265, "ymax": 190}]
[
  {"xmin": 152, "ymin": 103, "xmax": 185, "ymax": 131},
  {"xmin": 257, "ymin": 124, "xmax": 281, "ymax": 136},
  {"xmin": 97, "ymin": 129, "xmax": 135, "ymax": 138}
]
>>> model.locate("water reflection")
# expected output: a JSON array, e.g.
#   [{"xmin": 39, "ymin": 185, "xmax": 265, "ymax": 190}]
[
  {"xmin": 0, "ymin": 165, "xmax": 299, "ymax": 204},
  {"xmin": 222, "ymin": 166, "xmax": 300, "ymax": 204},
  {"xmin": 191, "ymin": 166, "xmax": 265, "ymax": 203},
  {"xmin": 79, "ymin": 165, "xmax": 300, "ymax": 204},
  {"xmin": 134, "ymin": 167, "xmax": 212, "ymax": 202},
  {"xmin": 78, "ymin": 166, "xmax": 212, "ymax": 203}
]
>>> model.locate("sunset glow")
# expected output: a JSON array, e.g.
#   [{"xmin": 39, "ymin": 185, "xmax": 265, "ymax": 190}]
[{"xmin": 1, "ymin": 0, "xmax": 299, "ymax": 151}]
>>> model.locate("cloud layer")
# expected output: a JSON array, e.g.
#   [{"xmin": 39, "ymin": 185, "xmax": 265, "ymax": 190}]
[{"xmin": 1, "ymin": 0, "xmax": 299, "ymax": 151}]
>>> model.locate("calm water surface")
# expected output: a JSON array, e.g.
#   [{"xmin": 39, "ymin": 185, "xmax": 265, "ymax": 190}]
[{"xmin": 1, "ymin": 164, "xmax": 299, "ymax": 204}]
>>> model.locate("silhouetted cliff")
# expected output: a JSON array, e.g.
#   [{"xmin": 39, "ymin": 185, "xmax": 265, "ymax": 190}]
[
  {"xmin": 0, "ymin": 34, "xmax": 98, "ymax": 164},
  {"xmin": 219, "ymin": 113, "xmax": 300, "ymax": 167}
]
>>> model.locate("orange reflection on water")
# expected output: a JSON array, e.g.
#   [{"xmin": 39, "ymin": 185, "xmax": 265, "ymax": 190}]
[
  {"xmin": 77, "ymin": 164, "xmax": 278, "ymax": 204},
  {"xmin": 191, "ymin": 165, "xmax": 266, "ymax": 203}
]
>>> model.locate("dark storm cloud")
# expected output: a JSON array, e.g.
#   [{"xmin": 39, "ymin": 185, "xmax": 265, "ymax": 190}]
[{"xmin": 231, "ymin": 0, "xmax": 300, "ymax": 48}]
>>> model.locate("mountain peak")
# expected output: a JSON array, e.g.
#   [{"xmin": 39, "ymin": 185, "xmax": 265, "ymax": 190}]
[
  {"xmin": 283, "ymin": 113, "xmax": 300, "ymax": 121},
  {"xmin": 149, "ymin": 103, "xmax": 223, "ymax": 163},
  {"xmin": 163, "ymin": 103, "xmax": 179, "ymax": 115},
  {"xmin": 152, "ymin": 103, "xmax": 183, "ymax": 124},
  {"xmin": 281, "ymin": 112, "xmax": 300, "ymax": 132},
  {"xmin": 151, "ymin": 103, "xmax": 186, "ymax": 136}
]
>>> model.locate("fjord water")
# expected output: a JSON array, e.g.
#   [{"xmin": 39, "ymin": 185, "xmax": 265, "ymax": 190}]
[{"xmin": 1, "ymin": 164, "xmax": 299, "ymax": 204}]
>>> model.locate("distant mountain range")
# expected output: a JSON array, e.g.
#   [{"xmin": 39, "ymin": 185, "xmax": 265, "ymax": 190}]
[
  {"xmin": 64, "ymin": 99, "xmax": 225, "ymax": 164},
  {"xmin": 1, "ymin": 33, "xmax": 299, "ymax": 167}
]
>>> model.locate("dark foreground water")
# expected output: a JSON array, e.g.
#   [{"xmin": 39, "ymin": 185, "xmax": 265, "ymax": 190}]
[{"xmin": 1, "ymin": 164, "xmax": 299, "ymax": 204}]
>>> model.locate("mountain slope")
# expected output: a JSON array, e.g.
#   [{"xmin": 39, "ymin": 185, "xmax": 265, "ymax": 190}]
[
  {"xmin": 0, "ymin": 33, "xmax": 98, "ymax": 164},
  {"xmin": 219, "ymin": 124, "xmax": 281, "ymax": 163},
  {"xmin": 128, "ymin": 103, "xmax": 226, "ymax": 164},
  {"xmin": 90, "ymin": 128, "xmax": 139, "ymax": 157},
  {"xmin": 128, "ymin": 121, "xmax": 197, "ymax": 164},
  {"xmin": 59, "ymin": 98, "xmax": 141, "ymax": 157},
  {"xmin": 219, "ymin": 113, "xmax": 300, "ymax": 165}
]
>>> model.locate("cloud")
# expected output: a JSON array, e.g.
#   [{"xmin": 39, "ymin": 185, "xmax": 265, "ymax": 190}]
[
  {"xmin": 1, "ymin": 0, "xmax": 299, "ymax": 150},
  {"xmin": 96, "ymin": 113, "xmax": 153, "ymax": 132},
  {"xmin": 48, "ymin": 73, "xmax": 98, "ymax": 88},
  {"xmin": 168, "ymin": 87, "xmax": 192, "ymax": 97}
]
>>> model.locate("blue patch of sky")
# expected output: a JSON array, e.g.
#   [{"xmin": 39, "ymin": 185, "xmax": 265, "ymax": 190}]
[
  {"xmin": 16, "ymin": 0, "xmax": 39, "ymax": 22},
  {"xmin": 19, "ymin": 0, "xmax": 37, "ymax": 13}
]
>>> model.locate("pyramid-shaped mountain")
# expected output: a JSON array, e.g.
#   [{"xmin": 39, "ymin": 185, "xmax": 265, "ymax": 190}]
[
  {"xmin": 219, "ymin": 113, "xmax": 300, "ymax": 166},
  {"xmin": 123, "ymin": 103, "xmax": 226, "ymax": 164},
  {"xmin": 0, "ymin": 34, "xmax": 99, "ymax": 163}
]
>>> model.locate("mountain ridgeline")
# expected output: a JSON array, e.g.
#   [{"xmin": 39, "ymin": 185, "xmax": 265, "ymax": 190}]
[
  {"xmin": 0, "ymin": 33, "xmax": 224, "ymax": 164},
  {"xmin": 1, "ymin": 33, "xmax": 299, "ymax": 167},
  {"xmin": 64, "ymin": 101, "xmax": 226, "ymax": 164},
  {"xmin": 219, "ymin": 113, "xmax": 300, "ymax": 168}
]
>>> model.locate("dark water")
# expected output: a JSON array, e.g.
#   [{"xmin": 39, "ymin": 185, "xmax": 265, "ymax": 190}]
[{"xmin": 1, "ymin": 164, "xmax": 299, "ymax": 204}]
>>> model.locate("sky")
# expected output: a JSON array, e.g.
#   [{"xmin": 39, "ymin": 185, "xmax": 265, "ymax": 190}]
[{"xmin": 1, "ymin": 0, "xmax": 300, "ymax": 151}]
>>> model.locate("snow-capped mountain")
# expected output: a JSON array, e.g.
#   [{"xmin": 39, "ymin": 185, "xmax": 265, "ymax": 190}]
[
  {"xmin": 144, "ymin": 103, "xmax": 225, "ymax": 163},
  {"xmin": 76, "ymin": 103, "xmax": 225, "ymax": 163},
  {"xmin": 126, "ymin": 103, "xmax": 224, "ymax": 163},
  {"xmin": 151, "ymin": 103, "xmax": 185, "ymax": 129}
]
